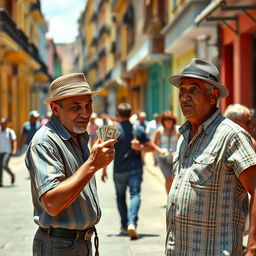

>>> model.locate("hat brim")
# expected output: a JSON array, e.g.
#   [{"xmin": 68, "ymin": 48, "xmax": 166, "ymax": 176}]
[
  {"xmin": 168, "ymin": 74, "xmax": 229, "ymax": 99},
  {"xmin": 43, "ymin": 91, "xmax": 100, "ymax": 104}
]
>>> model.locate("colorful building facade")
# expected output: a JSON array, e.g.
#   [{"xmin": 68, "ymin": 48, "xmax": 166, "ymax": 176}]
[
  {"xmin": 196, "ymin": 0, "xmax": 256, "ymax": 110},
  {"xmin": 0, "ymin": 0, "xmax": 50, "ymax": 135}
]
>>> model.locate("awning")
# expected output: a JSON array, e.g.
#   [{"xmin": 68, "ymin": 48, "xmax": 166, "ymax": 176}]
[{"xmin": 195, "ymin": 0, "xmax": 256, "ymax": 34}]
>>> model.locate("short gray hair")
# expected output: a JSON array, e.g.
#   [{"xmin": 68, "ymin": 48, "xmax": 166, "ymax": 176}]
[{"xmin": 223, "ymin": 104, "xmax": 250, "ymax": 121}]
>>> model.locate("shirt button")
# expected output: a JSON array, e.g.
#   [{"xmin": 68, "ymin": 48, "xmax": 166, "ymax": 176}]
[{"xmin": 171, "ymin": 202, "xmax": 175, "ymax": 207}]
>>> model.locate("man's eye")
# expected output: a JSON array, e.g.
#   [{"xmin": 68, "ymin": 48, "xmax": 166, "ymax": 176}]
[
  {"xmin": 180, "ymin": 88, "xmax": 186, "ymax": 94},
  {"xmin": 72, "ymin": 106, "xmax": 80, "ymax": 111},
  {"xmin": 190, "ymin": 88, "xmax": 198, "ymax": 94}
]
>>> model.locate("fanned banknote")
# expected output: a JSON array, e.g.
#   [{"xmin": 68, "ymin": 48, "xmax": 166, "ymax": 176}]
[{"xmin": 96, "ymin": 125, "xmax": 121, "ymax": 141}]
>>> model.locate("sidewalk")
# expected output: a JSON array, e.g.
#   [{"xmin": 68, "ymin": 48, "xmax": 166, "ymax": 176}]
[
  {"xmin": 0, "ymin": 154, "xmax": 36, "ymax": 256},
  {"xmin": 0, "ymin": 152, "xmax": 167, "ymax": 256}
]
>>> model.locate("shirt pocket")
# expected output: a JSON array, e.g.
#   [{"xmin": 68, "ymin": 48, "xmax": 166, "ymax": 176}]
[{"xmin": 189, "ymin": 154, "xmax": 216, "ymax": 185}]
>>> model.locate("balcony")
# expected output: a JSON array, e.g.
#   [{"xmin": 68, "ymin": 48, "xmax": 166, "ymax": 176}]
[
  {"xmin": 90, "ymin": 36, "xmax": 98, "ymax": 47},
  {"xmin": 98, "ymin": 24, "xmax": 110, "ymax": 39},
  {"xmin": 90, "ymin": 12, "xmax": 97, "ymax": 22},
  {"xmin": 30, "ymin": 1, "xmax": 44, "ymax": 23},
  {"xmin": 99, "ymin": 0, "xmax": 108, "ymax": 12},
  {"xmin": 88, "ymin": 60, "xmax": 98, "ymax": 70},
  {"xmin": 93, "ymin": 79, "xmax": 103, "ymax": 90},
  {"xmin": 0, "ymin": 10, "xmax": 45, "ymax": 70},
  {"xmin": 126, "ymin": 36, "xmax": 167, "ymax": 71},
  {"xmin": 98, "ymin": 48, "xmax": 107, "ymax": 60}
]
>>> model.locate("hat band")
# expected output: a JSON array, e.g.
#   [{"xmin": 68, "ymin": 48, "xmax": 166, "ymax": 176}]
[
  {"xmin": 182, "ymin": 66, "xmax": 219, "ymax": 82},
  {"xmin": 51, "ymin": 82, "xmax": 91, "ymax": 98}
]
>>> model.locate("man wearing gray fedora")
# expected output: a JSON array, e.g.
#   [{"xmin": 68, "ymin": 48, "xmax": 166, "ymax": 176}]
[
  {"xmin": 25, "ymin": 73, "xmax": 117, "ymax": 256},
  {"xmin": 166, "ymin": 58, "xmax": 256, "ymax": 255}
]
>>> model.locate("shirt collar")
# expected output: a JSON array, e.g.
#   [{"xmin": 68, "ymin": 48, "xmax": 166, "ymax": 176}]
[
  {"xmin": 49, "ymin": 115, "xmax": 89, "ymax": 141},
  {"xmin": 179, "ymin": 109, "xmax": 223, "ymax": 135}
]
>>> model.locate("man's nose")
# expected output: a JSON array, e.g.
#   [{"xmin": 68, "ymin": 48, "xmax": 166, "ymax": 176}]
[
  {"xmin": 180, "ymin": 91, "xmax": 191, "ymax": 101},
  {"xmin": 80, "ymin": 108, "xmax": 90, "ymax": 117}
]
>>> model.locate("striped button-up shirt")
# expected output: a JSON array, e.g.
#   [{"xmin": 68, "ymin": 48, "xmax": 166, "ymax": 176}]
[
  {"xmin": 25, "ymin": 115, "xmax": 101, "ymax": 230},
  {"xmin": 166, "ymin": 110, "xmax": 256, "ymax": 256}
]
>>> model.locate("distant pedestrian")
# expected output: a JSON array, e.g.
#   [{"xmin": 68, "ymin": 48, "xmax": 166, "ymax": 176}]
[
  {"xmin": 87, "ymin": 112, "xmax": 99, "ymax": 148},
  {"xmin": 96, "ymin": 113, "xmax": 112, "ymax": 127},
  {"xmin": 25, "ymin": 73, "xmax": 116, "ymax": 256},
  {"xmin": 41, "ymin": 111, "xmax": 52, "ymax": 126},
  {"xmin": 18, "ymin": 110, "xmax": 41, "ymax": 153},
  {"xmin": 136, "ymin": 111, "xmax": 148, "ymax": 165},
  {"xmin": 0, "ymin": 117, "xmax": 17, "ymax": 186},
  {"xmin": 101, "ymin": 103, "xmax": 154, "ymax": 239},
  {"xmin": 146, "ymin": 113, "xmax": 161, "ymax": 165},
  {"xmin": 136, "ymin": 111, "xmax": 148, "ymax": 131},
  {"xmin": 153, "ymin": 111, "xmax": 179, "ymax": 193},
  {"xmin": 146, "ymin": 113, "xmax": 161, "ymax": 140}
]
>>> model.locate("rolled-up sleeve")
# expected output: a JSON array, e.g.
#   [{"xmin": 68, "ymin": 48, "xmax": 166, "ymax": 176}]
[
  {"xmin": 226, "ymin": 131, "xmax": 256, "ymax": 177},
  {"xmin": 26, "ymin": 143, "xmax": 65, "ymax": 198}
]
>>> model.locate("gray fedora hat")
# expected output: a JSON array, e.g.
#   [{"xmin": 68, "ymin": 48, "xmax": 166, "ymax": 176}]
[
  {"xmin": 44, "ymin": 73, "xmax": 99, "ymax": 104},
  {"xmin": 168, "ymin": 58, "xmax": 229, "ymax": 98}
]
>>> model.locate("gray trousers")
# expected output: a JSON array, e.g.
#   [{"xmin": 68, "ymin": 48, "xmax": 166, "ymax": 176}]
[
  {"xmin": 33, "ymin": 228, "xmax": 92, "ymax": 256},
  {"xmin": 0, "ymin": 152, "xmax": 13, "ymax": 184}
]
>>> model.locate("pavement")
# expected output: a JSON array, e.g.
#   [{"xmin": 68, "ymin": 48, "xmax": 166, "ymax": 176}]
[{"xmin": 0, "ymin": 152, "xmax": 167, "ymax": 256}]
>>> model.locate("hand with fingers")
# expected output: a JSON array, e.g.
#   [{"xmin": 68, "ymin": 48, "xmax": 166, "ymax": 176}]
[{"xmin": 88, "ymin": 138, "xmax": 117, "ymax": 170}]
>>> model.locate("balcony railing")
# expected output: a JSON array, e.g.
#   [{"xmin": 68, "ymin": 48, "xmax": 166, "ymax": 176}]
[
  {"xmin": 93, "ymin": 79, "xmax": 103, "ymax": 90},
  {"xmin": 0, "ymin": 10, "xmax": 48, "ymax": 76},
  {"xmin": 98, "ymin": 24, "xmax": 110, "ymax": 39},
  {"xmin": 98, "ymin": 48, "xmax": 107, "ymax": 60}
]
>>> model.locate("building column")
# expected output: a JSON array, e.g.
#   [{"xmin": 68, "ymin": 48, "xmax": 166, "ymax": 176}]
[
  {"xmin": 233, "ymin": 33, "xmax": 252, "ymax": 106},
  {"xmin": 0, "ymin": 60, "xmax": 8, "ymax": 117}
]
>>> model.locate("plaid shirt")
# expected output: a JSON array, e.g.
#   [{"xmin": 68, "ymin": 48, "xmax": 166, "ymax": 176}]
[
  {"xmin": 166, "ymin": 110, "xmax": 256, "ymax": 256},
  {"xmin": 25, "ymin": 115, "xmax": 101, "ymax": 230}
]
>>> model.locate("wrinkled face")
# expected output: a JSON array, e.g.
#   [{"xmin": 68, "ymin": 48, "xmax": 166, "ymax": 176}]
[
  {"xmin": 30, "ymin": 116, "xmax": 38, "ymax": 124},
  {"xmin": 162, "ymin": 118, "xmax": 174, "ymax": 129},
  {"xmin": 235, "ymin": 112, "xmax": 251, "ymax": 132},
  {"xmin": 179, "ymin": 77, "xmax": 219, "ymax": 123},
  {"xmin": 51, "ymin": 95, "xmax": 92, "ymax": 134}
]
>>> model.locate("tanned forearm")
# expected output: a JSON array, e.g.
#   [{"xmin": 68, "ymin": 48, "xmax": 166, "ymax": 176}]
[
  {"xmin": 41, "ymin": 138, "xmax": 116, "ymax": 216},
  {"xmin": 41, "ymin": 161, "xmax": 96, "ymax": 216}
]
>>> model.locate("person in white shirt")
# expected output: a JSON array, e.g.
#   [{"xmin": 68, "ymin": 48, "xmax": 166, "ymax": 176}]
[
  {"xmin": 0, "ymin": 117, "xmax": 17, "ymax": 186},
  {"xmin": 146, "ymin": 113, "xmax": 161, "ymax": 165}
]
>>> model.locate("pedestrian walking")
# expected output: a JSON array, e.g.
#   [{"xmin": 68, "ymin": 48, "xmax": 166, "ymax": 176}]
[
  {"xmin": 101, "ymin": 103, "xmax": 154, "ymax": 239},
  {"xmin": 25, "ymin": 73, "xmax": 117, "ymax": 256},
  {"xmin": 0, "ymin": 117, "xmax": 17, "ymax": 186},
  {"xmin": 146, "ymin": 113, "xmax": 161, "ymax": 166},
  {"xmin": 87, "ymin": 112, "xmax": 99, "ymax": 148},
  {"xmin": 153, "ymin": 111, "xmax": 179, "ymax": 194},
  {"xmin": 166, "ymin": 58, "xmax": 256, "ymax": 255},
  {"xmin": 18, "ymin": 110, "xmax": 41, "ymax": 153}
]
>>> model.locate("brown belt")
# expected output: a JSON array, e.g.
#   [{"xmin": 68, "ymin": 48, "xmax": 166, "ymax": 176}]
[{"xmin": 39, "ymin": 226, "xmax": 99, "ymax": 255}]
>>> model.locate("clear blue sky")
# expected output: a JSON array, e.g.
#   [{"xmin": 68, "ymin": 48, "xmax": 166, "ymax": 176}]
[{"xmin": 41, "ymin": 0, "xmax": 87, "ymax": 44}]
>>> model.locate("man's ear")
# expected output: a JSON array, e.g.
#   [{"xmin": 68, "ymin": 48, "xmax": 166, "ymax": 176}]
[
  {"xmin": 211, "ymin": 88, "xmax": 220, "ymax": 104},
  {"xmin": 50, "ymin": 102, "xmax": 60, "ymax": 116}
]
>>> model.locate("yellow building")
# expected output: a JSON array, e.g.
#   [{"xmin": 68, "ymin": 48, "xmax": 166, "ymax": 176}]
[
  {"xmin": 162, "ymin": 0, "xmax": 215, "ymax": 124},
  {"xmin": 0, "ymin": 0, "xmax": 50, "ymax": 135}
]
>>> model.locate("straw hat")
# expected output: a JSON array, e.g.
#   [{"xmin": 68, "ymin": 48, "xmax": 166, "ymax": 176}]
[
  {"xmin": 44, "ymin": 73, "xmax": 99, "ymax": 104},
  {"xmin": 168, "ymin": 58, "xmax": 229, "ymax": 98}
]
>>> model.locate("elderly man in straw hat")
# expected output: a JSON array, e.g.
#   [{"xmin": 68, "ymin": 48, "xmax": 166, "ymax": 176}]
[
  {"xmin": 166, "ymin": 58, "xmax": 256, "ymax": 256},
  {"xmin": 25, "ymin": 73, "xmax": 117, "ymax": 256}
]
